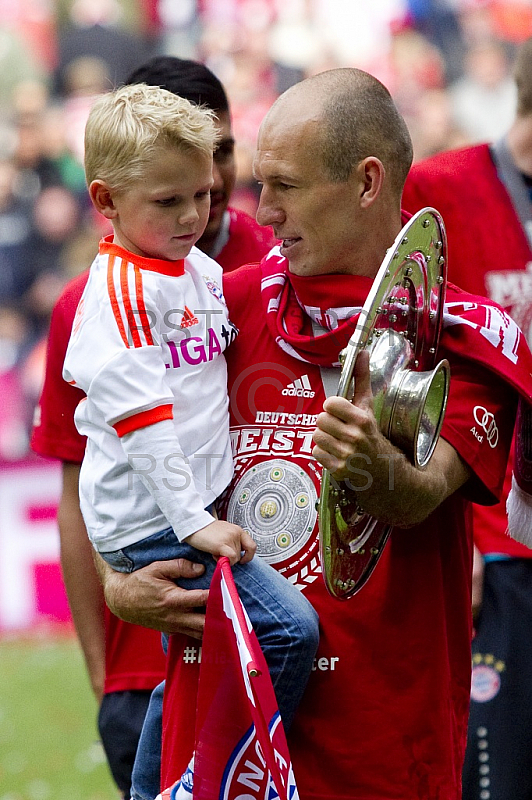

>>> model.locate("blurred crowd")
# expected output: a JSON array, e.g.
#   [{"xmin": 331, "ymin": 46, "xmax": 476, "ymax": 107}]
[{"xmin": 0, "ymin": 0, "xmax": 529, "ymax": 461}]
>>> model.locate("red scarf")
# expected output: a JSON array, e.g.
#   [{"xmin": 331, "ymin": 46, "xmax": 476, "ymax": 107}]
[
  {"xmin": 260, "ymin": 247, "xmax": 373, "ymax": 366},
  {"xmin": 260, "ymin": 248, "xmax": 532, "ymax": 403}
]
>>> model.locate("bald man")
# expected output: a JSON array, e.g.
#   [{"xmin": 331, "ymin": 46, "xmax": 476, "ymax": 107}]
[{"xmin": 99, "ymin": 68, "xmax": 531, "ymax": 800}]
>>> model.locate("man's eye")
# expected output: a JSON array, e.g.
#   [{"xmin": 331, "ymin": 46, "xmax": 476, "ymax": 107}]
[{"xmin": 214, "ymin": 143, "xmax": 235, "ymax": 164}]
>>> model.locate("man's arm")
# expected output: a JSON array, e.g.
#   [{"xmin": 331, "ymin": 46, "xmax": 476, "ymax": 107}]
[
  {"xmin": 58, "ymin": 462, "xmax": 106, "ymax": 701},
  {"xmin": 93, "ymin": 553, "xmax": 209, "ymax": 639},
  {"xmin": 312, "ymin": 351, "xmax": 472, "ymax": 526}
]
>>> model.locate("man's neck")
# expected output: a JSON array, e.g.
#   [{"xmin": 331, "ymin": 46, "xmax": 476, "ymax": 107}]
[
  {"xmin": 197, "ymin": 211, "xmax": 231, "ymax": 258},
  {"xmin": 361, "ymin": 206, "xmax": 403, "ymax": 280}
]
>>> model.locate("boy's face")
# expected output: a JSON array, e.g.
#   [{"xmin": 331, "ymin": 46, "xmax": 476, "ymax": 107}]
[{"xmin": 109, "ymin": 144, "xmax": 214, "ymax": 262}]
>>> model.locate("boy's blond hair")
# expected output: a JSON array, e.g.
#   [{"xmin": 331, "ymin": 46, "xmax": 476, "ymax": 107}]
[{"xmin": 84, "ymin": 83, "xmax": 220, "ymax": 191}]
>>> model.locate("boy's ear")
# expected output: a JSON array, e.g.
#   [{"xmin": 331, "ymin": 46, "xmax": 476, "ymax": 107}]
[{"xmin": 89, "ymin": 180, "xmax": 118, "ymax": 219}]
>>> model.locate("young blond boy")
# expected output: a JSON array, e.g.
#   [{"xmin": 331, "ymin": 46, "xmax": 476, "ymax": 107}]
[{"xmin": 63, "ymin": 84, "xmax": 318, "ymax": 800}]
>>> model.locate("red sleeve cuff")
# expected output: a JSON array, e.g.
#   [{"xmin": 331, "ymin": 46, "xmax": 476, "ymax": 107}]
[{"xmin": 113, "ymin": 404, "xmax": 173, "ymax": 438}]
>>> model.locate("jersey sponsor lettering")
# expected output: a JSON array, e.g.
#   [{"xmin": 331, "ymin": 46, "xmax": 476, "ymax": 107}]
[
  {"xmin": 165, "ymin": 323, "xmax": 237, "ymax": 369},
  {"xmin": 179, "ymin": 642, "xmax": 341, "ymax": 675},
  {"xmin": 486, "ymin": 264, "xmax": 532, "ymax": 345},
  {"xmin": 230, "ymin": 426, "xmax": 315, "ymax": 457},
  {"xmin": 444, "ymin": 301, "xmax": 521, "ymax": 364}
]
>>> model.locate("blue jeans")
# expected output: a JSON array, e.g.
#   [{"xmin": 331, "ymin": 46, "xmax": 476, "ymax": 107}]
[{"xmin": 101, "ymin": 528, "xmax": 319, "ymax": 800}]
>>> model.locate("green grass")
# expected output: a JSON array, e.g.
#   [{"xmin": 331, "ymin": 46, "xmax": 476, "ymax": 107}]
[{"xmin": 0, "ymin": 633, "xmax": 118, "ymax": 800}]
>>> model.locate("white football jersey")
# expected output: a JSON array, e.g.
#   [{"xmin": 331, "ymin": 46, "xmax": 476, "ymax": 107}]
[{"xmin": 63, "ymin": 237, "xmax": 237, "ymax": 552}]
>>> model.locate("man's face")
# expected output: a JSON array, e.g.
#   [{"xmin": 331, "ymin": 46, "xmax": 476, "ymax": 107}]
[
  {"xmin": 200, "ymin": 110, "xmax": 236, "ymax": 244},
  {"xmin": 109, "ymin": 144, "xmax": 213, "ymax": 262},
  {"xmin": 253, "ymin": 113, "xmax": 363, "ymax": 277}
]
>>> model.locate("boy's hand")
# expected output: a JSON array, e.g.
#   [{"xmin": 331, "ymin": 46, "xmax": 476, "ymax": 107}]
[{"xmin": 184, "ymin": 520, "xmax": 257, "ymax": 565}]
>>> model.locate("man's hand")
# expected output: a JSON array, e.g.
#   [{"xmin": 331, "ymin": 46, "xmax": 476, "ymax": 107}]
[
  {"xmin": 312, "ymin": 350, "xmax": 471, "ymax": 526},
  {"xmin": 94, "ymin": 554, "xmax": 209, "ymax": 639},
  {"xmin": 312, "ymin": 350, "xmax": 385, "ymax": 479},
  {"xmin": 184, "ymin": 520, "xmax": 257, "ymax": 565}
]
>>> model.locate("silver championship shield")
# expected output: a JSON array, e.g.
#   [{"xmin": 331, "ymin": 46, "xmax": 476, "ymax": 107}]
[{"xmin": 318, "ymin": 208, "xmax": 450, "ymax": 599}]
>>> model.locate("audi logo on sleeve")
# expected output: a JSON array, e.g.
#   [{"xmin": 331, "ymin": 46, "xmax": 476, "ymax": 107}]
[{"xmin": 471, "ymin": 405, "xmax": 499, "ymax": 448}]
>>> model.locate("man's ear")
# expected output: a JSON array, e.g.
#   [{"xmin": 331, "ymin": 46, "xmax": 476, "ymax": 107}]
[
  {"xmin": 89, "ymin": 180, "xmax": 118, "ymax": 219},
  {"xmin": 355, "ymin": 157, "xmax": 385, "ymax": 209}
]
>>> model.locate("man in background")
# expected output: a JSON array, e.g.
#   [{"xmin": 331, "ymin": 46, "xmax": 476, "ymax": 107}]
[{"xmin": 402, "ymin": 34, "xmax": 532, "ymax": 800}]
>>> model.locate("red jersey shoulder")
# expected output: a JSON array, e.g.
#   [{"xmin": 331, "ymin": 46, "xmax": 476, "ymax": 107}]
[
  {"xmin": 405, "ymin": 143, "xmax": 489, "ymax": 187},
  {"xmin": 55, "ymin": 270, "xmax": 90, "ymax": 324},
  {"xmin": 223, "ymin": 261, "xmax": 262, "ymax": 321},
  {"xmin": 218, "ymin": 208, "xmax": 276, "ymax": 273},
  {"xmin": 402, "ymin": 144, "xmax": 492, "ymax": 223},
  {"xmin": 228, "ymin": 207, "xmax": 276, "ymax": 250}
]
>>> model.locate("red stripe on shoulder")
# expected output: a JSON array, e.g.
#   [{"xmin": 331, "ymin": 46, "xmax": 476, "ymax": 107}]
[
  {"xmin": 120, "ymin": 259, "xmax": 142, "ymax": 348},
  {"xmin": 107, "ymin": 254, "xmax": 130, "ymax": 347},
  {"xmin": 134, "ymin": 265, "xmax": 155, "ymax": 345}
]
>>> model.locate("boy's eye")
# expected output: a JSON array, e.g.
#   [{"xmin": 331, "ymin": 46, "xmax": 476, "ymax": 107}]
[
  {"xmin": 156, "ymin": 197, "xmax": 177, "ymax": 207},
  {"xmin": 195, "ymin": 190, "xmax": 211, "ymax": 200}
]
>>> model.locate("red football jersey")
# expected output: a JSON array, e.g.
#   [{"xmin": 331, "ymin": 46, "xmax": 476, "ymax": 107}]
[{"xmin": 161, "ymin": 263, "xmax": 518, "ymax": 800}]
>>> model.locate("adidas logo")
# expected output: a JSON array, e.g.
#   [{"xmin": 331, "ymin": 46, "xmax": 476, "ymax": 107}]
[
  {"xmin": 180, "ymin": 306, "xmax": 199, "ymax": 328},
  {"xmin": 282, "ymin": 374, "xmax": 315, "ymax": 397}
]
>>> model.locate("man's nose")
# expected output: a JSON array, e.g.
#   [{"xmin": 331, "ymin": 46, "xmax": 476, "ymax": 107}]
[
  {"xmin": 211, "ymin": 160, "xmax": 224, "ymax": 193},
  {"xmin": 256, "ymin": 188, "xmax": 283, "ymax": 227}
]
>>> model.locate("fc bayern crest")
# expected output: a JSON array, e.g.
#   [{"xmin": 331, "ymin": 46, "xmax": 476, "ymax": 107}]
[
  {"xmin": 220, "ymin": 716, "xmax": 299, "ymax": 800},
  {"xmin": 221, "ymin": 455, "xmax": 322, "ymax": 589},
  {"xmin": 470, "ymin": 664, "xmax": 501, "ymax": 703},
  {"xmin": 202, "ymin": 274, "xmax": 225, "ymax": 303}
]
